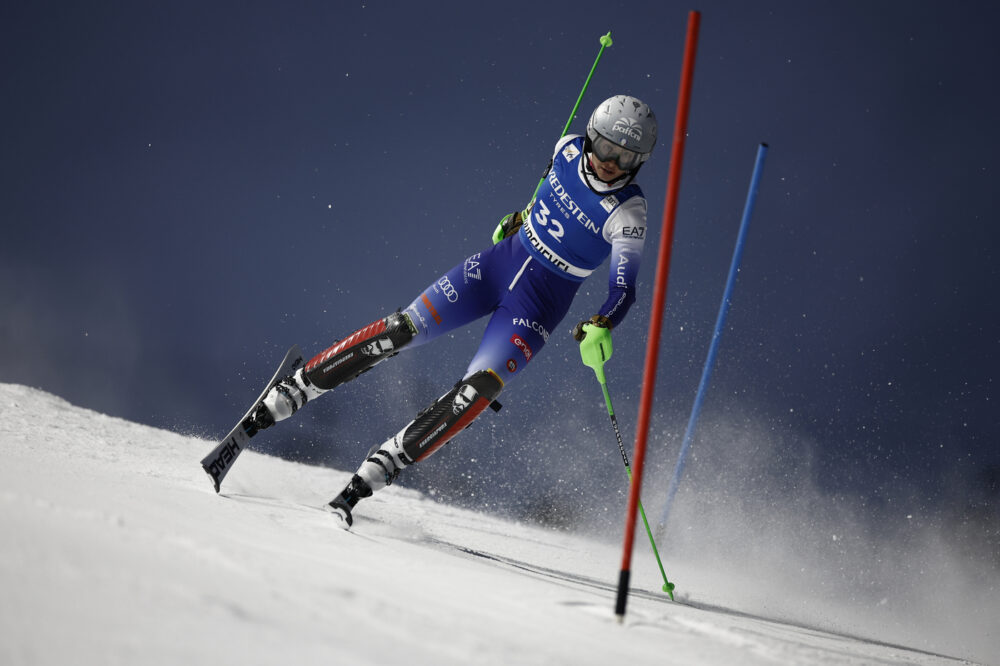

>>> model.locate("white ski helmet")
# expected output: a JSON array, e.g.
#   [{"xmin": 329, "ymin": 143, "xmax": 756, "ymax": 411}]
[{"xmin": 586, "ymin": 95, "xmax": 657, "ymax": 171}]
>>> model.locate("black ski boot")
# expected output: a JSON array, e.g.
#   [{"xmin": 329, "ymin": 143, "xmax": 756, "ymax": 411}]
[
  {"xmin": 326, "ymin": 369, "xmax": 504, "ymax": 530},
  {"xmin": 241, "ymin": 403, "xmax": 275, "ymax": 438},
  {"xmin": 327, "ymin": 475, "xmax": 373, "ymax": 529}
]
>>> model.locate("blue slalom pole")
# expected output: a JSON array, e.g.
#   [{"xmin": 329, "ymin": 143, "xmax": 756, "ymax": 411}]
[{"xmin": 657, "ymin": 143, "xmax": 769, "ymax": 533}]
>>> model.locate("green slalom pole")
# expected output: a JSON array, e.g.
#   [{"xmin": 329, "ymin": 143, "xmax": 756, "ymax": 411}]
[
  {"xmin": 495, "ymin": 31, "xmax": 614, "ymax": 245},
  {"xmin": 532, "ymin": 31, "xmax": 613, "ymax": 201},
  {"xmin": 578, "ymin": 325, "xmax": 676, "ymax": 600}
]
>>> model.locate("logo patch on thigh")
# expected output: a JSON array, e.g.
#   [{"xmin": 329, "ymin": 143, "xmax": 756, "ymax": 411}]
[{"xmin": 510, "ymin": 334, "xmax": 533, "ymax": 361}]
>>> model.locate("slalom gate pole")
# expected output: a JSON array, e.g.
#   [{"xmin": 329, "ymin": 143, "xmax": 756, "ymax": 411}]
[
  {"xmin": 529, "ymin": 31, "xmax": 614, "ymax": 201},
  {"xmin": 657, "ymin": 142, "xmax": 769, "ymax": 533},
  {"xmin": 615, "ymin": 10, "xmax": 700, "ymax": 621}
]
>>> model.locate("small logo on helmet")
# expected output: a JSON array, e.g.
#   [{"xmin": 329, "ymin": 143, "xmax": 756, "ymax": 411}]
[
  {"xmin": 453, "ymin": 384, "xmax": 478, "ymax": 415},
  {"xmin": 611, "ymin": 118, "xmax": 642, "ymax": 142}
]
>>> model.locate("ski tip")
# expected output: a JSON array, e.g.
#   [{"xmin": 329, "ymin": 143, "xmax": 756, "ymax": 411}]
[{"xmin": 200, "ymin": 464, "xmax": 222, "ymax": 493}]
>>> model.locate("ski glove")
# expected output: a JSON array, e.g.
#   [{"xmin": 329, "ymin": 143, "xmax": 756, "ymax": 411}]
[
  {"xmin": 491, "ymin": 199, "xmax": 536, "ymax": 245},
  {"xmin": 572, "ymin": 314, "xmax": 612, "ymax": 341},
  {"xmin": 573, "ymin": 315, "xmax": 613, "ymax": 369}
]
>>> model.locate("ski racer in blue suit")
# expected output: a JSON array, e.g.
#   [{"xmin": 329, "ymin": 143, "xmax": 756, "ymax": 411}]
[{"xmin": 247, "ymin": 95, "xmax": 659, "ymax": 528}]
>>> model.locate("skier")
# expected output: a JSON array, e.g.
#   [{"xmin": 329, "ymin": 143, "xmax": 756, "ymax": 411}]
[{"xmin": 243, "ymin": 95, "xmax": 658, "ymax": 528}]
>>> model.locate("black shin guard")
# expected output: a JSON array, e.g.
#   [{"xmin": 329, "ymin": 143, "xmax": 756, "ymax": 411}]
[
  {"xmin": 397, "ymin": 369, "xmax": 505, "ymax": 464},
  {"xmin": 304, "ymin": 311, "xmax": 417, "ymax": 391},
  {"xmin": 342, "ymin": 369, "xmax": 505, "ymax": 514}
]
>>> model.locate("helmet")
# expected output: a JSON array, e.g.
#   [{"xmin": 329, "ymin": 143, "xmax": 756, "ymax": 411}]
[{"xmin": 586, "ymin": 95, "xmax": 657, "ymax": 171}]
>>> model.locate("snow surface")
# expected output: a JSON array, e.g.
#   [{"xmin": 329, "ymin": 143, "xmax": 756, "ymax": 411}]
[{"xmin": 0, "ymin": 383, "xmax": 988, "ymax": 665}]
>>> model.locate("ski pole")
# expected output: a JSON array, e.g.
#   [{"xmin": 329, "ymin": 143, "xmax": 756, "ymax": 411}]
[
  {"xmin": 531, "ymin": 31, "xmax": 613, "ymax": 201},
  {"xmin": 578, "ymin": 325, "xmax": 675, "ymax": 600},
  {"xmin": 495, "ymin": 31, "xmax": 613, "ymax": 244}
]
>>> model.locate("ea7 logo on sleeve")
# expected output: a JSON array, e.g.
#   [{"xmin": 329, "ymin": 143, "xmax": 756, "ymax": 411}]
[{"xmin": 623, "ymin": 226, "xmax": 645, "ymax": 239}]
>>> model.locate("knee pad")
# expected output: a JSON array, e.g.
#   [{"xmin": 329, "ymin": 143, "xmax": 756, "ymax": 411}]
[{"xmin": 304, "ymin": 311, "xmax": 417, "ymax": 390}]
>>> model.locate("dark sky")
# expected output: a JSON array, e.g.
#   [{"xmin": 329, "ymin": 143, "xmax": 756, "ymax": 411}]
[{"xmin": 2, "ymin": 2, "xmax": 998, "ymax": 537}]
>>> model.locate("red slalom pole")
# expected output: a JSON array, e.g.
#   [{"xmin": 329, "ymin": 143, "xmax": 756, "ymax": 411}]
[{"xmin": 615, "ymin": 9, "xmax": 700, "ymax": 620}]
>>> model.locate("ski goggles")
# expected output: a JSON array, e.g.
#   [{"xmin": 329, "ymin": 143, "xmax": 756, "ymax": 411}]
[{"xmin": 590, "ymin": 134, "xmax": 644, "ymax": 171}]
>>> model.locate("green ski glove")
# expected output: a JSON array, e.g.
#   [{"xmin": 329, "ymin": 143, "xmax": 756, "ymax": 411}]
[
  {"xmin": 492, "ymin": 212, "xmax": 519, "ymax": 245},
  {"xmin": 491, "ymin": 200, "xmax": 536, "ymax": 244},
  {"xmin": 574, "ymin": 315, "xmax": 613, "ymax": 382}
]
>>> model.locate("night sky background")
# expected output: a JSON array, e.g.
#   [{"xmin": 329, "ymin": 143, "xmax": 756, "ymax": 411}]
[{"xmin": 2, "ymin": 0, "xmax": 998, "ymax": 593}]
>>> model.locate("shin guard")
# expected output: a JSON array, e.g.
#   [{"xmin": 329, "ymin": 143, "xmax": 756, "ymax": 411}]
[
  {"xmin": 304, "ymin": 311, "xmax": 417, "ymax": 391},
  {"xmin": 355, "ymin": 369, "xmax": 504, "ymax": 492}
]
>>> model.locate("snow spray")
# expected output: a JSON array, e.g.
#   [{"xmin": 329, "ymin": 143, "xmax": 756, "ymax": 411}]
[{"xmin": 657, "ymin": 142, "xmax": 769, "ymax": 535}]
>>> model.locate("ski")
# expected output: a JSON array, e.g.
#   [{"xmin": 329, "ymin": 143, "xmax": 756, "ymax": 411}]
[{"xmin": 200, "ymin": 345, "xmax": 304, "ymax": 493}]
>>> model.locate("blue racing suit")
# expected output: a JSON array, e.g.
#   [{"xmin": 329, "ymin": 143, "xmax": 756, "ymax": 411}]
[{"xmin": 404, "ymin": 134, "xmax": 648, "ymax": 385}]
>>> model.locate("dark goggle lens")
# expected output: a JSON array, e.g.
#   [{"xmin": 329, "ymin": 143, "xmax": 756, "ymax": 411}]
[{"xmin": 591, "ymin": 135, "xmax": 643, "ymax": 171}]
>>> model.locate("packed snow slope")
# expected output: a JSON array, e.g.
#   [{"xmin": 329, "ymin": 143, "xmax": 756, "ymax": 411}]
[{"xmin": 0, "ymin": 383, "xmax": 986, "ymax": 665}]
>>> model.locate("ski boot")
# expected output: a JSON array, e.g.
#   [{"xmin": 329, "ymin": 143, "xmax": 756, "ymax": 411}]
[
  {"xmin": 326, "ymin": 475, "xmax": 373, "ymax": 529},
  {"xmin": 327, "ymin": 369, "xmax": 504, "ymax": 529},
  {"xmin": 242, "ymin": 367, "xmax": 322, "ymax": 437}
]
